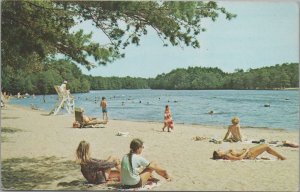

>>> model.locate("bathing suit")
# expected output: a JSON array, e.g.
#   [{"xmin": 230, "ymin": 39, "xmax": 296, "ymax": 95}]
[
  {"xmin": 243, "ymin": 151, "xmax": 253, "ymax": 159},
  {"xmin": 102, "ymin": 108, "xmax": 107, "ymax": 113},
  {"xmin": 122, "ymin": 179, "xmax": 142, "ymax": 189}
]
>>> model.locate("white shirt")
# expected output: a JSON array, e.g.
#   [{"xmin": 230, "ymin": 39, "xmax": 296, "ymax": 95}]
[
  {"xmin": 59, "ymin": 83, "xmax": 66, "ymax": 92},
  {"xmin": 120, "ymin": 154, "xmax": 150, "ymax": 185}
]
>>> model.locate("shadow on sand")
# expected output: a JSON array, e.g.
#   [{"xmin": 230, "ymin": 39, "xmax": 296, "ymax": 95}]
[{"xmin": 1, "ymin": 156, "xmax": 85, "ymax": 190}]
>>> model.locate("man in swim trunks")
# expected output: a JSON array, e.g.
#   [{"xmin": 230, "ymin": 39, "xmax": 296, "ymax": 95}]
[{"xmin": 100, "ymin": 97, "xmax": 108, "ymax": 121}]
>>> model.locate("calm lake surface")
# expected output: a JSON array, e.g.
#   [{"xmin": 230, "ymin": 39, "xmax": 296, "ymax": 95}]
[{"xmin": 9, "ymin": 89, "xmax": 299, "ymax": 130}]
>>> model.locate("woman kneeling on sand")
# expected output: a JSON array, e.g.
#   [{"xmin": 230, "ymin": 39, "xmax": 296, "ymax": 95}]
[
  {"xmin": 76, "ymin": 140, "xmax": 120, "ymax": 184},
  {"xmin": 121, "ymin": 138, "xmax": 171, "ymax": 189},
  {"xmin": 213, "ymin": 144, "xmax": 286, "ymax": 160}
]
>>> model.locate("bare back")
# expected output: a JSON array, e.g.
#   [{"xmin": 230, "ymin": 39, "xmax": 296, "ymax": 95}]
[
  {"xmin": 100, "ymin": 100, "xmax": 107, "ymax": 109},
  {"xmin": 224, "ymin": 124, "xmax": 242, "ymax": 142}
]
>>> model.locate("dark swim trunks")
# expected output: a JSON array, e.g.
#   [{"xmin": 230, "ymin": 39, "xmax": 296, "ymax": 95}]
[{"xmin": 102, "ymin": 108, "xmax": 107, "ymax": 113}]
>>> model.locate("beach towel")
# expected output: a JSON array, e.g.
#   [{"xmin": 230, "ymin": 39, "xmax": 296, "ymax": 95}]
[{"xmin": 103, "ymin": 177, "xmax": 161, "ymax": 191}]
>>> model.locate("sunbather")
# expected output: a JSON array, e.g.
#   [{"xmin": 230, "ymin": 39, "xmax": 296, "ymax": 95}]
[
  {"xmin": 76, "ymin": 140, "xmax": 121, "ymax": 184},
  {"xmin": 83, "ymin": 115, "xmax": 107, "ymax": 125},
  {"xmin": 223, "ymin": 117, "xmax": 242, "ymax": 142},
  {"xmin": 213, "ymin": 144, "xmax": 286, "ymax": 160},
  {"xmin": 282, "ymin": 140, "xmax": 299, "ymax": 148}
]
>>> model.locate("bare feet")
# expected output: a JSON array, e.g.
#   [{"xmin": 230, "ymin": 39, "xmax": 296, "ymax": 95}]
[
  {"xmin": 279, "ymin": 156, "xmax": 286, "ymax": 160},
  {"xmin": 164, "ymin": 173, "xmax": 172, "ymax": 181}
]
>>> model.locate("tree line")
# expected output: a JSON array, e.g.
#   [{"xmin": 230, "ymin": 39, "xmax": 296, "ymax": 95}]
[
  {"xmin": 149, "ymin": 63, "xmax": 299, "ymax": 90},
  {"xmin": 2, "ymin": 60, "xmax": 298, "ymax": 95}
]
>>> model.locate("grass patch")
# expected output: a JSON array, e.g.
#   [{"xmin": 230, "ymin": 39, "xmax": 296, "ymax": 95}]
[
  {"xmin": 1, "ymin": 156, "xmax": 83, "ymax": 190},
  {"xmin": 1, "ymin": 116, "xmax": 20, "ymax": 120},
  {"xmin": 1, "ymin": 135, "xmax": 8, "ymax": 142},
  {"xmin": 1, "ymin": 126, "xmax": 22, "ymax": 133}
]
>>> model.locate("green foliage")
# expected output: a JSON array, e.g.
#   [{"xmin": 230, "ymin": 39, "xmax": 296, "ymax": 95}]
[
  {"xmin": 150, "ymin": 63, "xmax": 299, "ymax": 90},
  {"xmin": 2, "ymin": 61, "xmax": 297, "ymax": 94},
  {"xmin": 1, "ymin": 59, "xmax": 90, "ymax": 95},
  {"xmin": 2, "ymin": 1, "xmax": 235, "ymax": 71}
]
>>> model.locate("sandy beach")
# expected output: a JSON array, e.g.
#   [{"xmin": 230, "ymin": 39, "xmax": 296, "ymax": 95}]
[{"xmin": 1, "ymin": 104, "xmax": 299, "ymax": 191}]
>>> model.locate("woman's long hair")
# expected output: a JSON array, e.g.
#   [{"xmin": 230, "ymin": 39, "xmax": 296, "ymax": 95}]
[
  {"xmin": 128, "ymin": 138, "xmax": 144, "ymax": 172},
  {"xmin": 76, "ymin": 140, "xmax": 91, "ymax": 164},
  {"xmin": 212, "ymin": 151, "xmax": 223, "ymax": 160}
]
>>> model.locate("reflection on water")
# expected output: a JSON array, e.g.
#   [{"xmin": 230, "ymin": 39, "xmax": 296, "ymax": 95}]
[{"xmin": 9, "ymin": 89, "xmax": 299, "ymax": 130}]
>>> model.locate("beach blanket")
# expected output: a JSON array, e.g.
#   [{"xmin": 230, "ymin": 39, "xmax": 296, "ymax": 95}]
[
  {"xmin": 103, "ymin": 178, "xmax": 161, "ymax": 191},
  {"xmin": 215, "ymin": 156, "xmax": 277, "ymax": 162}
]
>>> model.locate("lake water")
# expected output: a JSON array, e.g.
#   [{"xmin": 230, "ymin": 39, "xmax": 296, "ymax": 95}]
[{"xmin": 8, "ymin": 89, "xmax": 299, "ymax": 130}]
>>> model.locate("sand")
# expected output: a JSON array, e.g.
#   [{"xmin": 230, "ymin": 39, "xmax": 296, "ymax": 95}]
[{"xmin": 1, "ymin": 104, "xmax": 299, "ymax": 191}]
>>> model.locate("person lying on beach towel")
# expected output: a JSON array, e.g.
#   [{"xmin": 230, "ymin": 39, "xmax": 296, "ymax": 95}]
[
  {"xmin": 281, "ymin": 140, "xmax": 299, "ymax": 148},
  {"xmin": 120, "ymin": 138, "xmax": 171, "ymax": 189},
  {"xmin": 212, "ymin": 144, "xmax": 286, "ymax": 161},
  {"xmin": 76, "ymin": 140, "xmax": 121, "ymax": 184},
  {"xmin": 223, "ymin": 117, "xmax": 242, "ymax": 142}
]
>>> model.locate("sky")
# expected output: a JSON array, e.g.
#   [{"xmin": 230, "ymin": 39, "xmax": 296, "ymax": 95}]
[{"xmin": 73, "ymin": 1, "xmax": 299, "ymax": 78}]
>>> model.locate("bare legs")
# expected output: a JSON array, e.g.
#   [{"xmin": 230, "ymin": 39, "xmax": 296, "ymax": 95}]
[
  {"xmin": 162, "ymin": 124, "xmax": 171, "ymax": 132},
  {"xmin": 103, "ymin": 112, "xmax": 108, "ymax": 121},
  {"xmin": 248, "ymin": 144, "xmax": 286, "ymax": 160},
  {"xmin": 139, "ymin": 161, "xmax": 171, "ymax": 186},
  {"xmin": 104, "ymin": 155, "xmax": 121, "ymax": 179}
]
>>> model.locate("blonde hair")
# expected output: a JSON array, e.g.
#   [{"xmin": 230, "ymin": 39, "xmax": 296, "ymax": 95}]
[
  {"xmin": 231, "ymin": 117, "xmax": 239, "ymax": 125},
  {"xmin": 76, "ymin": 140, "xmax": 91, "ymax": 164}
]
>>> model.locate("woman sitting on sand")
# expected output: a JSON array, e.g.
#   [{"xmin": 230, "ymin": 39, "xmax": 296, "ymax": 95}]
[
  {"xmin": 212, "ymin": 144, "xmax": 286, "ymax": 160},
  {"xmin": 223, "ymin": 117, "xmax": 242, "ymax": 142},
  {"xmin": 76, "ymin": 140, "xmax": 120, "ymax": 184},
  {"xmin": 120, "ymin": 138, "xmax": 171, "ymax": 189}
]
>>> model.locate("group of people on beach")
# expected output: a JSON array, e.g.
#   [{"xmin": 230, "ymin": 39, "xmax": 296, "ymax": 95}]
[
  {"xmin": 74, "ymin": 116, "xmax": 294, "ymax": 189},
  {"xmin": 212, "ymin": 117, "xmax": 297, "ymax": 160},
  {"xmin": 76, "ymin": 139, "xmax": 171, "ymax": 188}
]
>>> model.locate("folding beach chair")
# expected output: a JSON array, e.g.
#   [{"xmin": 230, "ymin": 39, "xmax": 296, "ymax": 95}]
[
  {"xmin": 74, "ymin": 107, "xmax": 107, "ymax": 128},
  {"xmin": 75, "ymin": 107, "xmax": 85, "ymax": 128},
  {"xmin": 49, "ymin": 85, "xmax": 75, "ymax": 115}
]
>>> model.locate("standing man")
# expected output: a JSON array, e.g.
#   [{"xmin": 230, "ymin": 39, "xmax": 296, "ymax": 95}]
[{"xmin": 100, "ymin": 97, "xmax": 108, "ymax": 121}]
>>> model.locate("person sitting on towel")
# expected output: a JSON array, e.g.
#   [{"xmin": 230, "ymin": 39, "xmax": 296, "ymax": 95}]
[{"xmin": 223, "ymin": 117, "xmax": 242, "ymax": 142}]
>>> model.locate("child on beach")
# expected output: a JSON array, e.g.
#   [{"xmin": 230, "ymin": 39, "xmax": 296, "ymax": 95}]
[
  {"xmin": 223, "ymin": 117, "xmax": 242, "ymax": 142},
  {"xmin": 100, "ymin": 97, "xmax": 108, "ymax": 121},
  {"xmin": 120, "ymin": 138, "xmax": 171, "ymax": 189},
  {"xmin": 76, "ymin": 140, "xmax": 120, "ymax": 184},
  {"xmin": 162, "ymin": 105, "xmax": 174, "ymax": 132}
]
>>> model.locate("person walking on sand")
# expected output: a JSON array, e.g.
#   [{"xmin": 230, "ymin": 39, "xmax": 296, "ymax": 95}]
[
  {"xmin": 76, "ymin": 140, "xmax": 120, "ymax": 184},
  {"xmin": 100, "ymin": 97, "xmax": 108, "ymax": 121},
  {"xmin": 162, "ymin": 105, "xmax": 174, "ymax": 132},
  {"xmin": 212, "ymin": 143, "xmax": 286, "ymax": 160},
  {"xmin": 223, "ymin": 117, "xmax": 242, "ymax": 142},
  {"xmin": 120, "ymin": 138, "xmax": 171, "ymax": 189}
]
